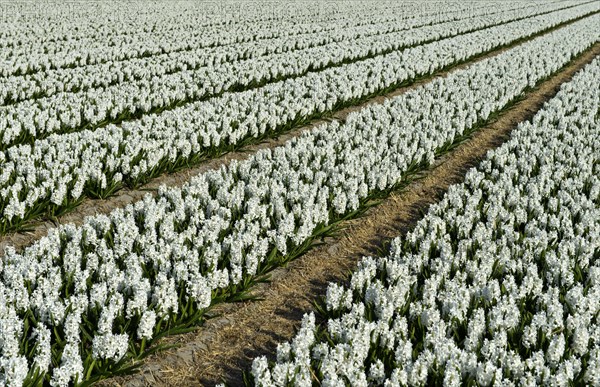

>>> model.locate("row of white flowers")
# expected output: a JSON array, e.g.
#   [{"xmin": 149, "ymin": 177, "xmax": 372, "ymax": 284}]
[
  {"xmin": 0, "ymin": 18, "xmax": 596, "ymax": 386},
  {"xmin": 250, "ymin": 56, "xmax": 600, "ymax": 387},
  {"xmin": 0, "ymin": 2, "xmax": 585, "ymax": 147},
  {"xmin": 0, "ymin": 1, "xmax": 480, "ymax": 77},
  {"xmin": 0, "ymin": 1, "xmax": 438, "ymax": 50},
  {"xmin": 1, "ymin": 11, "xmax": 597, "ymax": 230},
  {"xmin": 0, "ymin": 0, "xmax": 561, "ymax": 106}
]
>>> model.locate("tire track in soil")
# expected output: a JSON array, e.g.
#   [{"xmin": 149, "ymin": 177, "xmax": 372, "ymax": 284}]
[{"xmin": 97, "ymin": 37, "xmax": 600, "ymax": 387}]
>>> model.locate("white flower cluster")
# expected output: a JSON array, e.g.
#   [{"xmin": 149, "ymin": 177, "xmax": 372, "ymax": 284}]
[
  {"xmin": 0, "ymin": 15, "xmax": 597, "ymax": 385},
  {"xmin": 0, "ymin": 0, "xmax": 479, "ymax": 78},
  {"xmin": 0, "ymin": 0, "xmax": 570, "ymax": 114},
  {"xmin": 251, "ymin": 57, "xmax": 600, "ymax": 386},
  {"xmin": 0, "ymin": 0, "xmax": 541, "ymax": 107},
  {"xmin": 1, "ymin": 10, "xmax": 597, "ymax": 228}
]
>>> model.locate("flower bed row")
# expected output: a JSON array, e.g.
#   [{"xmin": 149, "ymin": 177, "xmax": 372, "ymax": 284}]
[
  {"xmin": 0, "ymin": 1, "xmax": 469, "ymax": 77},
  {"xmin": 0, "ymin": 0, "xmax": 562, "ymax": 107}
]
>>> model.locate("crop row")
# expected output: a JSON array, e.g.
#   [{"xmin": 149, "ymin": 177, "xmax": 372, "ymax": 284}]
[
  {"xmin": 0, "ymin": 0, "xmax": 551, "ymax": 106},
  {"xmin": 0, "ymin": 1, "xmax": 426, "ymax": 48},
  {"xmin": 0, "ymin": 18, "xmax": 594, "ymax": 386},
  {"xmin": 0, "ymin": 1, "xmax": 483, "ymax": 77},
  {"xmin": 0, "ymin": 0, "xmax": 587, "ymax": 146},
  {"xmin": 1, "ymin": 9, "xmax": 598, "ymax": 235},
  {"xmin": 250, "ymin": 56, "xmax": 600, "ymax": 387}
]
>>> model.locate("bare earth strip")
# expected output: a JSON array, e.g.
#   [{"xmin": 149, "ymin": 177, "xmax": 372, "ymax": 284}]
[
  {"xmin": 3, "ymin": 13, "xmax": 595, "ymax": 257},
  {"xmin": 94, "ymin": 41, "xmax": 600, "ymax": 387}
]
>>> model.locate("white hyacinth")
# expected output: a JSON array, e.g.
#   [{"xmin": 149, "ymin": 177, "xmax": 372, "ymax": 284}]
[{"xmin": 251, "ymin": 54, "xmax": 600, "ymax": 386}]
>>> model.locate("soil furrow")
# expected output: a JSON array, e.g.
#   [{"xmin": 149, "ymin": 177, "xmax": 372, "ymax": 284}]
[{"xmin": 100, "ymin": 42, "xmax": 600, "ymax": 387}]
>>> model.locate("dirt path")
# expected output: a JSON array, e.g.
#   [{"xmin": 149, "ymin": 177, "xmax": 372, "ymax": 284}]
[{"xmin": 96, "ymin": 38, "xmax": 600, "ymax": 387}]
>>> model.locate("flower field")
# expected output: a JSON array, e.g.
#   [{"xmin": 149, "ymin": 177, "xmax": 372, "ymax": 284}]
[
  {"xmin": 250, "ymin": 53, "xmax": 600, "ymax": 387},
  {"xmin": 0, "ymin": 1, "xmax": 598, "ymax": 386}
]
